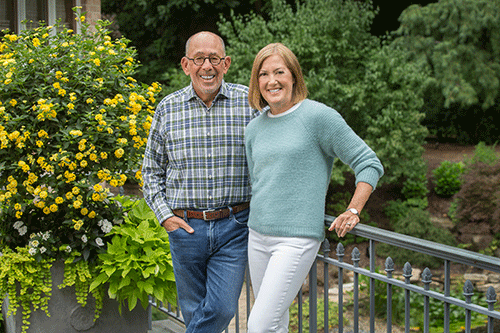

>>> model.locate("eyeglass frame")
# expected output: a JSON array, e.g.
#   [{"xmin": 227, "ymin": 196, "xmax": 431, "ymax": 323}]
[{"xmin": 185, "ymin": 55, "xmax": 226, "ymax": 66}]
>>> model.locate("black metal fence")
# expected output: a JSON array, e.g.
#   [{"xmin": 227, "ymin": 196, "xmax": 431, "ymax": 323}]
[{"xmin": 149, "ymin": 214, "xmax": 500, "ymax": 333}]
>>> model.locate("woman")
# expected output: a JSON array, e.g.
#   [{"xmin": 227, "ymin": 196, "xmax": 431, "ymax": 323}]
[{"xmin": 244, "ymin": 43, "xmax": 384, "ymax": 333}]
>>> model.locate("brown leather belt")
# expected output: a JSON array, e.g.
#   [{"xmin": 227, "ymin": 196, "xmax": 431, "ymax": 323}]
[{"xmin": 173, "ymin": 202, "xmax": 250, "ymax": 221}]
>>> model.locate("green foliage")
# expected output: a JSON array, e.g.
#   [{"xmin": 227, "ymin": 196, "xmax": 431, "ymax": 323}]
[
  {"xmin": 288, "ymin": 296, "xmax": 348, "ymax": 333},
  {"xmin": 89, "ymin": 199, "xmax": 177, "ymax": 313},
  {"xmin": 384, "ymin": 198, "xmax": 429, "ymax": 223},
  {"xmin": 394, "ymin": 0, "xmax": 500, "ymax": 144},
  {"xmin": 219, "ymin": 0, "xmax": 429, "ymax": 191},
  {"xmin": 0, "ymin": 247, "xmax": 54, "ymax": 333},
  {"xmin": 377, "ymin": 208, "xmax": 456, "ymax": 268},
  {"xmin": 432, "ymin": 161, "xmax": 465, "ymax": 197},
  {"xmin": 464, "ymin": 142, "xmax": 499, "ymax": 167}
]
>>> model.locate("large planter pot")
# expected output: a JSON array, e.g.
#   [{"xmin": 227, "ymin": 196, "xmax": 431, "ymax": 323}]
[{"xmin": 2, "ymin": 261, "xmax": 149, "ymax": 333}]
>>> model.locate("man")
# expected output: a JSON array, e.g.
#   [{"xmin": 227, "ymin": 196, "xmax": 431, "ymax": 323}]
[{"xmin": 142, "ymin": 31, "xmax": 258, "ymax": 332}]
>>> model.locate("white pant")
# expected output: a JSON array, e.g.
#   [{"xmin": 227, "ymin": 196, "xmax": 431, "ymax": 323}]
[{"xmin": 247, "ymin": 229, "xmax": 321, "ymax": 333}]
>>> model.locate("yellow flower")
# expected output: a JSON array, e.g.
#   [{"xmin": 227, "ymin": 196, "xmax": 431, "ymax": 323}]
[
  {"xmin": 32, "ymin": 38, "xmax": 41, "ymax": 47},
  {"xmin": 38, "ymin": 130, "xmax": 48, "ymax": 138},
  {"xmin": 58, "ymin": 89, "xmax": 66, "ymax": 96},
  {"xmin": 88, "ymin": 211, "xmax": 96, "ymax": 218},
  {"xmin": 72, "ymin": 187, "xmax": 80, "ymax": 195},
  {"xmin": 86, "ymin": 98, "xmax": 94, "ymax": 104},
  {"xmin": 100, "ymin": 152, "xmax": 108, "ymax": 159},
  {"xmin": 36, "ymin": 140, "xmax": 43, "ymax": 147},
  {"xmin": 5, "ymin": 72, "xmax": 12, "ymax": 78},
  {"xmin": 92, "ymin": 192, "xmax": 101, "ymax": 201},
  {"xmin": 80, "ymin": 160, "xmax": 87, "ymax": 168},
  {"xmin": 107, "ymin": 128, "xmax": 113, "ymax": 134},
  {"xmin": 69, "ymin": 130, "xmax": 83, "ymax": 136},
  {"xmin": 29, "ymin": 59, "xmax": 34, "ymax": 64},
  {"xmin": 80, "ymin": 207, "xmax": 88, "ymax": 216},
  {"xmin": 93, "ymin": 184, "xmax": 103, "ymax": 192},
  {"xmin": 50, "ymin": 204, "xmax": 58, "ymax": 213},
  {"xmin": 14, "ymin": 203, "xmax": 21, "ymax": 210},
  {"xmin": 39, "ymin": 190, "xmax": 48, "ymax": 199},
  {"xmin": 65, "ymin": 192, "xmax": 74, "ymax": 200},
  {"xmin": 93, "ymin": 58, "xmax": 100, "ymax": 66},
  {"xmin": 55, "ymin": 197, "xmax": 64, "ymax": 204},
  {"xmin": 4, "ymin": 79, "xmax": 12, "ymax": 85},
  {"xmin": 114, "ymin": 148, "xmax": 124, "ymax": 158},
  {"xmin": 53, "ymin": 82, "xmax": 60, "ymax": 89},
  {"xmin": 9, "ymin": 99, "xmax": 17, "ymax": 106},
  {"xmin": 15, "ymin": 211, "xmax": 22, "ymax": 218},
  {"xmin": 42, "ymin": 33, "xmax": 49, "ymax": 39},
  {"xmin": 73, "ymin": 200, "xmax": 82, "ymax": 209},
  {"xmin": 67, "ymin": 103, "xmax": 74, "ymax": 110}
]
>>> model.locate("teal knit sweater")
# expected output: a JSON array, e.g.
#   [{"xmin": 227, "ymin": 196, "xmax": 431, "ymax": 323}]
[{"xmin": 244, "ymin": 99, "xmax": 384, "ymax": 241}]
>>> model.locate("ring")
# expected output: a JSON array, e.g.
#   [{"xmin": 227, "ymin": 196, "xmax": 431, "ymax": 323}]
[{"xmin": 346, "ymin": 223, "xmax": 351, "ymax": 226}]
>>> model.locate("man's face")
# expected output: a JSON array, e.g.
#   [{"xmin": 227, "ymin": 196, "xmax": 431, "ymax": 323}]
[{"xmin": 181, "ymin": 33, "xmax": 231, "ymax": 105}]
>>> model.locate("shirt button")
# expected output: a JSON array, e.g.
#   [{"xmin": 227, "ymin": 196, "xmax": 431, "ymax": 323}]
[
  {"xmin": 208, "ymin": 174, "xmax": 212, "ymax": 179},
  {"xmin": 207, "ymin": 132, "xmax": 211, "ymax": 136}
]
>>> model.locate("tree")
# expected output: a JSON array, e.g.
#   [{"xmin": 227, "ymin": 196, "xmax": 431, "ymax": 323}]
[
  {"xmin": 218, "ymin": 0, "xmax": 429, "ymax": 195},
  {"xmin": 393, "ymin": 0, "xmax": 500, "ymax": 144}
]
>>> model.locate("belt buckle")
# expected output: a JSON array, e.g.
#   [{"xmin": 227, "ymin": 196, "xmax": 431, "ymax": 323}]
[{"xmin": 202, "ymin": 209, "xmax": 215, "ymax": 221}]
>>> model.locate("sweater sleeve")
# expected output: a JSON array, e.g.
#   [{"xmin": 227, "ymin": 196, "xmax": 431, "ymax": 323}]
[{"xmin": 306, "ymin": 101, "xmax": 384, "ymax": 190}]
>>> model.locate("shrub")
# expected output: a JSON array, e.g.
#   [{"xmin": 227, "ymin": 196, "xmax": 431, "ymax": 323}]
[
  {"xmin": 0, "ymin": 11, "xmax": 162, "ymax": 261},
  {"xmin": 452, "ymin": 160, "xmax": 500, "ymax": 248},
  {"xmin": 432, "ymin": 160, "xmax": 465, "ymax": 197},
  {"xmin": 377, "ymin": 208, "xmax": 456, "ymax": 268}
]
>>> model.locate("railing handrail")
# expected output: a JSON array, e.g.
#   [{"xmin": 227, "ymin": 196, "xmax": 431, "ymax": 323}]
[{"xmin": 325, "ymin": 214, "xmax": 500, "ymax": 273}]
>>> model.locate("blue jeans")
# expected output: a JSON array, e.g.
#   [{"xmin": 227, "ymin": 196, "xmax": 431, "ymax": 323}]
[{"xmin": 167, "ymin": 207, "xmax": 249, "ymax": 333}]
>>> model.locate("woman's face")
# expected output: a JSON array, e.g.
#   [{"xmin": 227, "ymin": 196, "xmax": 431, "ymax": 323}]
[{"xmin": 258, "ymin": 54, "xmax": 295, "ymax": 114}]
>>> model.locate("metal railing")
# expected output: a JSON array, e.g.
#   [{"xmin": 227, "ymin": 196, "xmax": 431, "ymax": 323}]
[{"xmin": 149, "ymin": 214, "xmax": 500, "ymax": 333}]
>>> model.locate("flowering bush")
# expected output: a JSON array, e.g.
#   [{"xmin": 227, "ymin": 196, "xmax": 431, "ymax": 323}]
[{"xmin": 0, "ymin": 11, "xmax": 161, "ymax": 262}]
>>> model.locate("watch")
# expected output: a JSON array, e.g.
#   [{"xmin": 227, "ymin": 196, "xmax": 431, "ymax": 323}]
[{"xmin": 346, "ymin": 208, "xmax": 359, "ymax": 216}]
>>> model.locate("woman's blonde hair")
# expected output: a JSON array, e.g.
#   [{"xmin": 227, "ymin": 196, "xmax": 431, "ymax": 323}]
[{"xmin": 248, "ymin": 43, "xmax": 308, "ymax": 111}]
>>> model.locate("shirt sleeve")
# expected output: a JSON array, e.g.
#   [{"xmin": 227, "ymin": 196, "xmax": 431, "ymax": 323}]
[{"xmin": 142, "ymin": 103, "xmax": 174, "ymax": 224}]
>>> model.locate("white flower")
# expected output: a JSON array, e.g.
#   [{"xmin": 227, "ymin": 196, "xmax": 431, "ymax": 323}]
[
  {"xmin": 42, "ymin": 231, "xmax": 50, "ymax": 241},
  {"xmin": 0, "ymin": 251, "xmax": 3, "ymax": 257},
  {"xmin": 65, "ymin": 245, "xmax": 72, "ymax": 253},
  {"xmin": 101, "ymin": 220, "xmax": 113, "ymax": 234},
  {"xmin": 29, "ymin": 247, "xmax": 37, "ymax": 256},
  {"xmin": 30, "ymin": 240, "xmax": 39, "ymax": 247},
  {"xmin": 18, "ymin": 226, "xmax": 27, "ymax": 236},
  {"xmin": 95, "ymin": 237, "xmax": 104, "ymax": 247},
  {"xmin": 81, "ymin": 235, "xmax": 88, "ymax": 243},
  {"xmin": 40, "ymin": 246, "xmax": 47, "ymax": 254},
  {"xmin": 13, "ymin": 221, "xmax": 24, "ymax": 229}
]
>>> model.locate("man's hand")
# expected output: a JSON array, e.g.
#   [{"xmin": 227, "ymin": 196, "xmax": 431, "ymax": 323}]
[{"xmin": 162, "ymin": 215, "xmax": 194, "ymax": 233}]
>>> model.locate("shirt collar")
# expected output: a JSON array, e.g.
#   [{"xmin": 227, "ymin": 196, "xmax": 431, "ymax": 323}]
[{"xmin": 186, "ymin": 80, "xmax": 230, "ymax": 104}]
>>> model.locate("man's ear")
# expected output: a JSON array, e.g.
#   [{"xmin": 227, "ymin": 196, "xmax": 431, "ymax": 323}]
[
  {"xmin": 181, "ymin": 57, "xmax": 190, "ymax": 75},
  {"xmin": 222, "ymin": 56, "xmax": 231, "ymax": 74}
]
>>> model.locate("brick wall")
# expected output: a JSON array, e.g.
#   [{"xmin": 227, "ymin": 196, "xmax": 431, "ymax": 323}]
[{"xmin": 82, "ymin": 0, "xmax": 101, "ymax": 29}]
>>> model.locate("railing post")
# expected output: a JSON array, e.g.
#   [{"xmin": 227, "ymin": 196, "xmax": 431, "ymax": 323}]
[
  {"xmin": 369, "ymin": 240, "xmax": 376, "ymax": 333},
  {"xmin": 403, "ymin": 262, "xmax": 413, "ymax": 333},
  {"xmin": 443, "ymin": 260, "xmax": 451, "ymax": 333},
  {"xmin": 322, "ymin": 239, "xmax": 331, "ymax": 333},
  {"xmin": 337, "ymin": 242, "xmax": 345, "ymax": 333},
  {"xmin": 422, "ymin": 268, "xmax": 433, "ymax": 333},
  {"xmin": 463, "ymin": 280, "xmax": 474, "ymax": 333},
  {"xmin": 385, "ymin": 257, "xmax": 394, "ymax": 333},
  {"xmin": 486, "ymin": 286, "xmax": 497, "ymax": 333},
  {"xmin": 352, "ymin": 247, "xmax": 360, "ymax": 333},
  {"xmin": 309, "ymin": 260, "xmax": 318, "ymax": 333}
]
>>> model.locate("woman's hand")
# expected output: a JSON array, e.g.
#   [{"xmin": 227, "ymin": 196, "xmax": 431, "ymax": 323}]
[{"xmin": 328, "ymin": 210, "xmax": 360, "ymax": 238}]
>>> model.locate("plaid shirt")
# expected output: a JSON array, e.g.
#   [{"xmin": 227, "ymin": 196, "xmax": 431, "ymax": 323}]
[{"xmin": 142, "ymin": 81, "xmax": 259, "ymax": 224}]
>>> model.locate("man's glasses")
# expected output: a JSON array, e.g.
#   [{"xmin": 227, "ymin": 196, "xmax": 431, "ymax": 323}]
[{"xmin": 186, "ymin": 56, "xmax": 225, "ymax": 66}]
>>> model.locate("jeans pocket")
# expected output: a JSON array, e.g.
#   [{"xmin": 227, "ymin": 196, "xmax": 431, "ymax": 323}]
[{"xmin": 233, "ymin": 209, "xmax": 249, "ymax": 225}]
